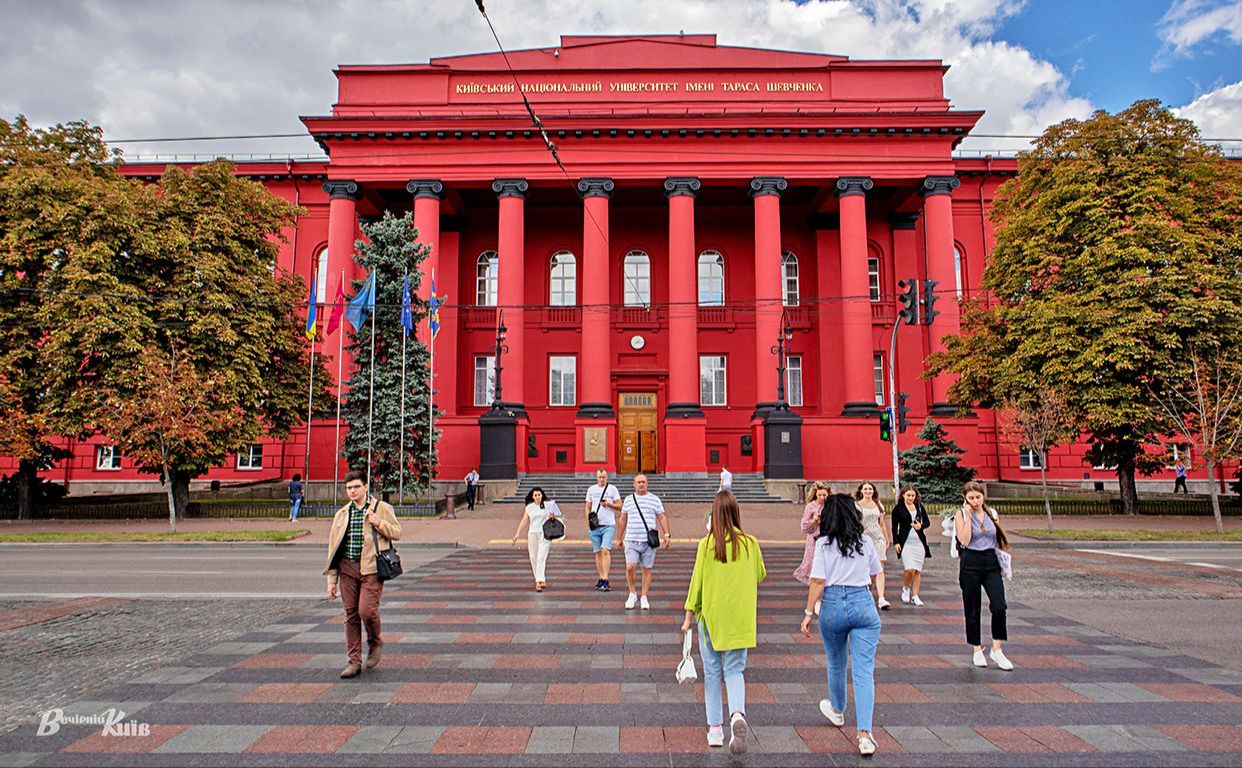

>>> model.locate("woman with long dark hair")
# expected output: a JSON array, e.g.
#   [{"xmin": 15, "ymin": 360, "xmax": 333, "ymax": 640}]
[
  {"xmin": 512, "ymin": 487, "xmax": 559, "ymax": 592},
  {"xmin": 854, "ymin": 481, "xmax": 890, "ymax": 610},
  {"xmin": 955, "ymin": 481, "xmax": 1014, "ymax": 670},
  {"xmin": 800, "ymin": 493, "xmax": 883, "ymax": 756},
  {"xmin": 682, "ymin": 491, "xmax": 766, "ymax": 754},
  {"xmin": 892, "ymin": 485, "xmax": 932, "ymax": 606}
]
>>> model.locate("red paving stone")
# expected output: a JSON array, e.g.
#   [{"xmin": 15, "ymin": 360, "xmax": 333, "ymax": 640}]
[
  {"xmin": 232, "ymin": 653, "xmax": 314, "ymax": 669},
  {"xmin": 795, "ymin": 725, "xmax": 859, "ymax": 754},
  {"xmin": 544, "ymin": 683, "xmax": 622, "ymax": 704},
  {"xmin": 63, "ymin": 724, "xmax": 188, "ymax": 754},
  {"xmin": 875, "ymin": 683, "xmax": 934, "ymax": 703},
  {"xmin": 661, "ymin": 726, "xmax": 713, "ymax": 753},
  {"xmin": 392, "ymin": 682, "xmax": 476, "ymax": 704},
  {"xmin": 623, "ymin": 654, "xmax": 681, "ymax": 669},
  {"xmin": 619, "ymin": 726, "xmax": 666, "ymax": 753},
  {"xmin": 976, "ymin": 726, "xmax": 1053, "ymax": 752},
  {"xmin": 1006, "ymin": 655, "xmax": 1088, "ymax": 669},
  {"xmin": 1153, "ymin": 725, "xmax": 1242, "ymax": 752},
  {"xmin": 431, "ymin": 726, "xmax": 531, "ymax": 755},
  {"xmin": 456, "ymin": 631, "xmax": 513, "ymax": 644},
  {"xmin": 495, "ymin": 653, "xmax": 549, "ymax": 669},
  {"xmin": 427, "ymin": 614, "xmax": 475, "ymax": 624},
  {"xmin": 988, "ymin": 683, "xmax": 1092, "ymax": 704},
  {"xmin": 0, "ymin": 597, "xmax": 121, "ymax": 632},
  {"xmin": 1020, "ymin": 726, "xmax": 1099, "ymax": 753},
  {"xmin": 244, "ymin": 725, "xmax": 357, "ymax": 753},
  {"xmin": 379, "ymin": 653, "xmax": 437, "ymax": 669},
  {"xmin": 239, "ymin": 683, "xmax": 332, "ymax": 704},
  {"xmin": 1139, "ymin": 683, "xmax": 1242, "ymax": 702}
]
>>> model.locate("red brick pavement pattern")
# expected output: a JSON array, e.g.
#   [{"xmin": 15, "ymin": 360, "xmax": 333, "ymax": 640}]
[
  {"xmin": 392, "ymin": 682, "xmax": 475, "ymax": 704},
  {"xmin": 0, "ymin": 597, "xmax": 121, "ymax": 632},
  {"xmin": 239, "ymin": 683, "xmax": 331, "ymax": 704},
  {"xmin": 875, "ymin": 683, "xmax": 934, "ymax": 703},
  {"xmin": 244, "ymin": 725, "xmax": 357, "ymax": 753},
  {"xmin": 380, "ymin": 653, "xmax": 437, "ymax": 669},
  {"xmin": 63, "ymin": 724, "xmax": 188, "ymax": 753},
  {"xmin": 495, "ymin": 653, "xmax": 549, "ymax": 669},
  {"xmin": 431, "ymin": 726, "xmax": 532, "ymax": 754},
  {"xmin": 620, "ymin": 726, "xmax": 711, "ymax": 753},
  {"xmin": 1138, "ymin": 683, "xmax": 1242, "ymax": 702},
  {"xmin": 976, "ymin": 726, "xmax": 1054, "ymax": 752},
  {"xmin": 988, "ymin": 683, "xmax": 1093, "ymax": 704},
  {"xmin": 232, "ymin": 653, "xmax": 313, "ymax": 669},
  {"xmin": 1003, "ymin": 654, "xmax": 1088, "ymax": 669},
  {"xmin": 1154, "ymin": 725, "xmax": 1242, "ymax": 752},
  {"xmin": 795, "ymin": 726, "xmax": 906, "ymax": 754},
  {"xmin": 544, "ymin": 683, "xmax": 622, "ymax": 704},
  {"xmin": 1017, "ymin": 726, "xmax": 1100, "ymax": 752},
  {"xmin": 457, "ymin": 631, "xmax": 513, "ymax": 644}
]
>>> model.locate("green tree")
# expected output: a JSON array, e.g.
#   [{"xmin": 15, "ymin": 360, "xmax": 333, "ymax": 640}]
[
  {"xmin": 928, "ymin": 100, "xmax": 1242, "ymax": 515},
  {"xmin": 0, "ymin": 116, "xmax": 133, "ymax": 518},
  {"xmin": 342, "ymin": 212, "xmax": 436, "ymax": 498},
  {"xmin": 40, "ymin": 159, "xmax": 325, "ymax": 518},
  {"xmin": 898, "ymin": 419, "xmax": 977, "ymax": 503}
]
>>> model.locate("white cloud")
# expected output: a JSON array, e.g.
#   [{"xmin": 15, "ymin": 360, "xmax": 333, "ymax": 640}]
[
  {"xmin": 0, "ymin": 0, "xmax": 1093, "ymax": 157},
  {"xmin": 1174, "ymin": 80, "xmax": 1242, "ymax": 149},
  {"xmin": 1155, "ymin": 0, "xmax": 1242, "ymax": 68}
]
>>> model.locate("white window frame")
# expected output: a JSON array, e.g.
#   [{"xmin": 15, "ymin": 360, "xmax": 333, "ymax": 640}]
[
  {"xmin": 315, "ymin": 248, "xmax": 329, "ymax": 304},
  {"xmin": 237, "ymin": 444, "xmax": 263, "ymax": 470},
  {"xmin": 476, "ymin": 250, "xmax": 498, "ymax": 306},
  {"xmin": 95, "ymin": 445, "xmax": 122, "ymax": 471},
  {"xmin": 700, "ymin": 355, "xmax": 727, "ymax": 406},
  {"xmin": 549, "ymin": 250, "xmax": 576, "ymax": 306},
  {"xmin": 954, "ymin": 246, "xmax": 964, "ymax": 299},
  {"xmin": 786, "ymin": 355, "xmax": 803, "ymax": 407},
  {"xmin": 474, "ymin": 355, "xmax": 496, "ymax": 407},
  {"xmin": 1019, "ymin": 447, "xmax": 1043, "ymax": 470},
  {"xmin": 781, "ymin": 250, "xmax": 799, "ymax": 306},
  {"xmin": 548, "ymin": 355, "xmax": 576, "ymax": 406},
  {"xmin": 872, "ymin": 353, "xmax": 885, "ymax": 406},
  {"xmin": 623, "ymin": 250, "xmax": 651, "ymax": 307},
  {"xmin": 697, "ymin": 250, "xmax": 725, "ymax": 306},
  {"xmin": 868, "ymin": 257, "xmax": 881, "ymax": 302}
]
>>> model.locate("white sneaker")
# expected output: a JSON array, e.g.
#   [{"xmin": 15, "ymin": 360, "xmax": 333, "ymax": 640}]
[
  {"xmin": 624, "ymin": 592, "xmax": 638, "ymax": 610},
  {"xmin": 818, "ymin": 698, "xmax": 845, "ymax": 727},
  {"xmin": 729, "ymin": 713, "xmax": 749, "ymax": 754},
  {"xmin": 640, "ymin": 595, "xmax": 650, "ymax": 610},
  {"xmin": 911, "ymin": 595, "xmax": 924, "ymax": 606},
  {"xmin": 858, "ymin": 733, "xmax": 877, "ymax": 756},
  {"xmin": 877, "ymin": 597, "xmax": 891, "ymax": 611},
  {"xmin": 900, "ymin": 587, "xmax": 910, "ymax": 603},
  {"xmin": 706, "ymin": 725, "xmax": 724, "ymax": 747},
  {"xmin": 989, "ymin": 648, "xmax": 1014, "ymax": 671},
  {"xmin": 973, "ymin": 650, "xmax": 988, "ymax": 668}
]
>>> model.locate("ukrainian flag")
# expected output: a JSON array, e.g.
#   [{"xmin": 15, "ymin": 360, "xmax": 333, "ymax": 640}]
[{"xmin": 305, "ymin": 276, "xmax": 318, "ymax": 341}]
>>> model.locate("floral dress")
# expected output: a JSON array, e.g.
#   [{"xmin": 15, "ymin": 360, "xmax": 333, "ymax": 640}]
[
  {"xmin": 857, "ymin": 501, "xmax": 886, "ymax": 552},
  {"xmin": 793, "ymin": 499, "xmax": 824, "ymax": 585}
]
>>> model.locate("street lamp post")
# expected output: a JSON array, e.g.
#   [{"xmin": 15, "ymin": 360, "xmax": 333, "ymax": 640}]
[
  {"xmin": 477, "ymin": 308, "xmax": 519, "ymax": 481},
  {"xmin": 771, "ymin": 309, "xmax": 794, "ymax": 408},
  {"xmin": 762, "ymin": 307, "xmax": 803, "ymax": 478},
  {"xmin": 489, "ymin": 310, "xmax": 509, "ymax": 412}
]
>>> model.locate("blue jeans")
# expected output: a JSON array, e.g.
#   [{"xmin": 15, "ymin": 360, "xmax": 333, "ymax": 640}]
[
  {"xmin": 289, "ymin": 498, "xmax": 302, "ymax": 520},
  {"xmin": 698, "ymin": 620, "xmax": 747, "ymax": 727},
  {"xmin": 588, "ymin": 524, "xmax": 615, "ymax": 552},
  {"xmin": 818, "ymin": 585, "xmax": 881, "ymax": 733}
]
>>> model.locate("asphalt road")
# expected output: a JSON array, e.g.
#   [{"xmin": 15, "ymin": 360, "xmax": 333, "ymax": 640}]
[
  {"xmin": 0, "ymin": 544, "xmax": 457, "ymax": 599},
  {"xmin": 1072, "ymin": 544, "xmax": 1242, "ymax": 573}
]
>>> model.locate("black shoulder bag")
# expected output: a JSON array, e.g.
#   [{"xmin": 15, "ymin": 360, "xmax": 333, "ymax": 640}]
[
  {"xmin": 588, "ymin": 485, "xmax": 612, "ymax": 531},
  {"xmin": 629, "ymin": 494, "xmax": 661, "ymax": 549},
  {"xmin": 370, "ymin": 501, "xmax": 403, "ymax": 582}
]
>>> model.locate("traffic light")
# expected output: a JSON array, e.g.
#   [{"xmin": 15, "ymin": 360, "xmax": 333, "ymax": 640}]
[
  {"xmin": 879, "ymin": 407, "xmax": 893, "ymax": 442},
  {"xmin": 897, "ymin": 279, "xmax": 919, "ymax": 325},
  {"xmin": 896, "ymin": 392, "xmax": 910, "ymax": 434},
  {"xmin": 922, "ymin": 279, "xmax": 940, "ymax": 326}
]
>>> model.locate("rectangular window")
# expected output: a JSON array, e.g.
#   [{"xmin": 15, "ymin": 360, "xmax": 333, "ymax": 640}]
[
  {"xmin": 700, "ymin": 355, "xmax": 727, "ymax": 406},
  {"xmin": 473, "ymin": 355, "xmax": 496, "ymax": 407},
  {"xmin": 95, "ymin": 445, "xmax": 122, "ymax": 471},
  {"xmin": 548, "ymin": 356, "xmax": 576, "ymax": 406},
  {"xmin": 1019, "ymin": 448, "xmax": 1042, "ymax": 470},
  {"xmin": 237, "ymin": 444, "xmax": 263, "ymax": 470},
  {"xmin": 786, "ymin": 355, "xmax": 803, "ymax": 407},
  {"xmin": 868, "ymin": 257, "xmax": 881, "ymax": 302},
  {"xmin": 872, "ymin": 353, "xmax": 885, "ymax": 406}
]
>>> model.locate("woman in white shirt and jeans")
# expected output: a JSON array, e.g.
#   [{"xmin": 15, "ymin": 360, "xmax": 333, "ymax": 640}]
[{"xmin": 800, "ymin": 493, "xmax": 883, "ymax": 756}]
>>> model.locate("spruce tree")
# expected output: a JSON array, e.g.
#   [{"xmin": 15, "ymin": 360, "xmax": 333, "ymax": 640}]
[
  {"xmin": 898, "ymin": 419, "xmax": 977, "ymax": 503},
  {"xmin": 342, "ymin": 212, "xmax": 437, "ymax": 498}
]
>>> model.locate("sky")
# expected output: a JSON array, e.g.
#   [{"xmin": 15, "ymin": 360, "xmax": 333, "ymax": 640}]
[{"xmin": 1, "ymin": 0, "xmax": 1239, "ymax": 159}]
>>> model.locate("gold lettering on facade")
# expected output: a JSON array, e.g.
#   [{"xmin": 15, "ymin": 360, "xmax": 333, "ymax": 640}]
[
  {"xmin": 767, "ymin": 82, "xmax": 825, "ymax": 92},
  {"xmin": 685, "ymin": 82, "xmax": 715, "ymax": 92},
  {"xmin": 722, "ymin": 82, "xmax": 761, "ymax": 92},
  {"xmin": 454, "ymin": 79, "xmax": 828, "ymax": 97},
  {"xmin": 608, "ymin": 82, "xmax": 679, "ymax": 93}
]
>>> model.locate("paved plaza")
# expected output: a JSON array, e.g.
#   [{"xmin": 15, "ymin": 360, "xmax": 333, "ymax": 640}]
[{"xmin": 2, "ymin": 544, "xmax": 1242, "ymax": 767}]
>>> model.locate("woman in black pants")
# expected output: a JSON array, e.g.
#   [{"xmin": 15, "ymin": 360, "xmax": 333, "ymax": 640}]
[{"xmin": 955, "ymin": 481, "xmax": 1014, "ymax": 671}]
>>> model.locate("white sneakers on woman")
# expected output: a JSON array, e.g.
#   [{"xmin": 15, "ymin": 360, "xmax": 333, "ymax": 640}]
[
  {"xmin": 729, "ymin": 713, "xmax": 749, "ymax": 754},
  {"xmin": 858, "ymin": 732, "xmax": 877, "ymax": 755},
  {"xmin": 973, "ymin": 650, "xmax": 988, "ymax": 667},
  {"xmin": 900, "ymin": 587, "xmax": 910, "ymax": 603},
  {"xmin": 877, "ymin": 597, "xmax": 891, "ymax": 610},
  {"xmin": 819, "ymin": 699, "xmax": 845, "ymax": 726},
  {"xmin": 911, "ymin": 595, "xmax": 924, "ymax": 606},
  {"xmin": 972, "ymin": 648, "xmax": 1015, "ymax": 670},
  {"xmin": 706, "ymin": 725, "xmax": 724, "ymax": 747}
]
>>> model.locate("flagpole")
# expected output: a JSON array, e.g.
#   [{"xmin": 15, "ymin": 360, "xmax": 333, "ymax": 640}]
[
  {"xmin": 398, "ymin": 269, "xmax": 409, "ymax": 505},
  {"xmin": 333, "ymin": 270, "xmax": 344, "ymax": 508},
  {"xmin": 365, "ymin": 278, "xmax": 377, "ymax": 490},
  {"xmin": 303, "ymin": 329, "xmax": 316, "ymax": 485}
]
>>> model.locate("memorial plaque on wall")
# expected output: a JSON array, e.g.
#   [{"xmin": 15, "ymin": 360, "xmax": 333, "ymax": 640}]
[{"xmin": 583, "ymin": 427, "xmax": 608, "ymax": 463}]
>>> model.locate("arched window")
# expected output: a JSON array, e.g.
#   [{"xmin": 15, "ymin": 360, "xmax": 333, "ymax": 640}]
[
  {"xmin": 623, "ymin": 250, "xmax": 650, "ymax": 307},
  {"xmin": 953, "ymin": 246, "xmax": 964, "ymax": 298},
  {"xmin": 697, "ymin": 250, "xmax": 725, "ymax": 306},
  {"xmin": 549, "ymin": 250, "xmax": 576, "ymax": 306},
  {"xmin": 476, "ymin": 250, "xmax": 498, "ymax": 306},
  {"xmin": 781, "ymin": 250, "xmax": 799, "ymax": 307},
  {"xmin": 315, "ymin": 248, "xmax": 329, "ymax": 302}
]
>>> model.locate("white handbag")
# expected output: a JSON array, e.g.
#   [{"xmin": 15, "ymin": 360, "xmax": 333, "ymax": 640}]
[{"xmin": 675, "ymin": 629, "xmax": 698, "ymax": 684}]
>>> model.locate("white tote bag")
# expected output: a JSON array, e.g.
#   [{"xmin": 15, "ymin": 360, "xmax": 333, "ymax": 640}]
[{"xmin": 675, "ymin": 629, "xmax": 698, "ymax": 684}]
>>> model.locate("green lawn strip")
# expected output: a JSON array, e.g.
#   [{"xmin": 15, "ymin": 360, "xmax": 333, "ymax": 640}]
[
  {"xmin": 0, "ymin": 530, "xmax": 310, "ymax": 543},
  {"xmin": 1015, "ymin": 528, "xmax": 1242, "ymax": 542}
]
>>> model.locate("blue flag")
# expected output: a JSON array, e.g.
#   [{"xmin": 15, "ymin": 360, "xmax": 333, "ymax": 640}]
[
  {"xmin": 304, "ymin": 275, "xmax": 318, "ymax": 342},
  {"xmin": 345, "ymin": 272, "xmax": 375, "ymax": 332},
  {"xmin": 400, "ymin": 273, "xmax": 413, "ymax": 333},
  {"xmin": 429, "ymin": 279, "xmax": 441, "ymax": 339}
]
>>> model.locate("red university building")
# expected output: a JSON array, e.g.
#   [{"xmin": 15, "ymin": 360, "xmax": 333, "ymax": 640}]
[{"xmin": 13, "ymin": 35, "xmax": 1218, "ymax": 495}]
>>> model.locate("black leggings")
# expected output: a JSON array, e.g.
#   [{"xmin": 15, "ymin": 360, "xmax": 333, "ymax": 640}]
[{"xmin": 958, "ymin": 547, "xmax": 1007, "ymax": 646}]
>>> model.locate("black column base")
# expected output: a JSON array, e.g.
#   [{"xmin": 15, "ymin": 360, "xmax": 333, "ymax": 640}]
[
  {"xmin": 575, "ymin": 402, "xmax": 615, "ymax": 419},
  {"xmin": 478, "ymin": 407, "xmax": 518, "ymax": 480},
  {"xmin": 930, "ymin": 402, "xmax": 971, "ymax": 418},
  {"xmin": 842, "ymin": 401, "xmax": 882, "ymax": 417},
  {"xmin": 751, "ymin": 401, "xmax": 780, "ymax": 420},
  {"xmin": 763, "ymin": 407, "xmax": 804, "ymax": 479},
  {"xmin": 665, "ymin": 402, "xmax": 705, "ymax": 419}
]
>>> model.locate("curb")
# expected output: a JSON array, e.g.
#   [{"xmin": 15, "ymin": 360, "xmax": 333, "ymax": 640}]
[
  {"xmin": 0, "ymin": 541, "xmax": 474, "ymax": 549},
  {"xmin": 1010, "ymin": 539, "xmax": 1242, "ymax": 550}
]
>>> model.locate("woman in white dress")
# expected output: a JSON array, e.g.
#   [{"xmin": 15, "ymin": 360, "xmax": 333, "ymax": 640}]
[
  {"xmin": 891, "ymin": 486, "xmax": 931, "ymax": 606},
  {"xmin": 512, "ymin": 487, "xmax": 559, "ymax": 592},
  {"xmin": 853, "ymin": 482, "xmax": 890, "ymax": 610}
]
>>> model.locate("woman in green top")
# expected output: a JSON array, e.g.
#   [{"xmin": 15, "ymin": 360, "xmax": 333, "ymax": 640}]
[{"xmin": 682, "ymin": 490, "xmax": 767, "ymax": 754}]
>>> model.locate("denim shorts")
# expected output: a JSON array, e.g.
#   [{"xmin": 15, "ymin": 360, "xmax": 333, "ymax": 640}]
[{"xmin": 588, "ymin": 524, "xmax": 615, "ymax": 552}]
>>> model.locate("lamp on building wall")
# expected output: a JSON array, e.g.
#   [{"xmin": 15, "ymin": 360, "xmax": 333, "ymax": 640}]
[
  {"xmin": 763, "ymin": 307, "xmax": 803, "ymax": 479},
  {"xmin": 489, "ymin": 310, "xmax": 509, "ymax": 411},
  {"xmin": 772, "ymin": 308, "xmax": 795, "ymax": 409}
]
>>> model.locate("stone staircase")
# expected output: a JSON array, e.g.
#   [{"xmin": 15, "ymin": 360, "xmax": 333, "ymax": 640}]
[{"xmin": 491, "ymin": 473, "xmax": 788, "ymax": 504}]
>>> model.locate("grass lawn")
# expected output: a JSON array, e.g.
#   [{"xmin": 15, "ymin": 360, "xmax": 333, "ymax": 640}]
[
  {"xmin": 1016, "ymin": 529, "xmax": 1242, "ymax": 542},
  {"xmin": 0, "ymin": 530, "xmax": 310, "ymax": 543}
]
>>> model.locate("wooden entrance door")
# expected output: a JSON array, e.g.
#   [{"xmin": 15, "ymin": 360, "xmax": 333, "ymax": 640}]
[{"xmin": 618, "ymin": 392, "xmax": 658, "ymax": 474}]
